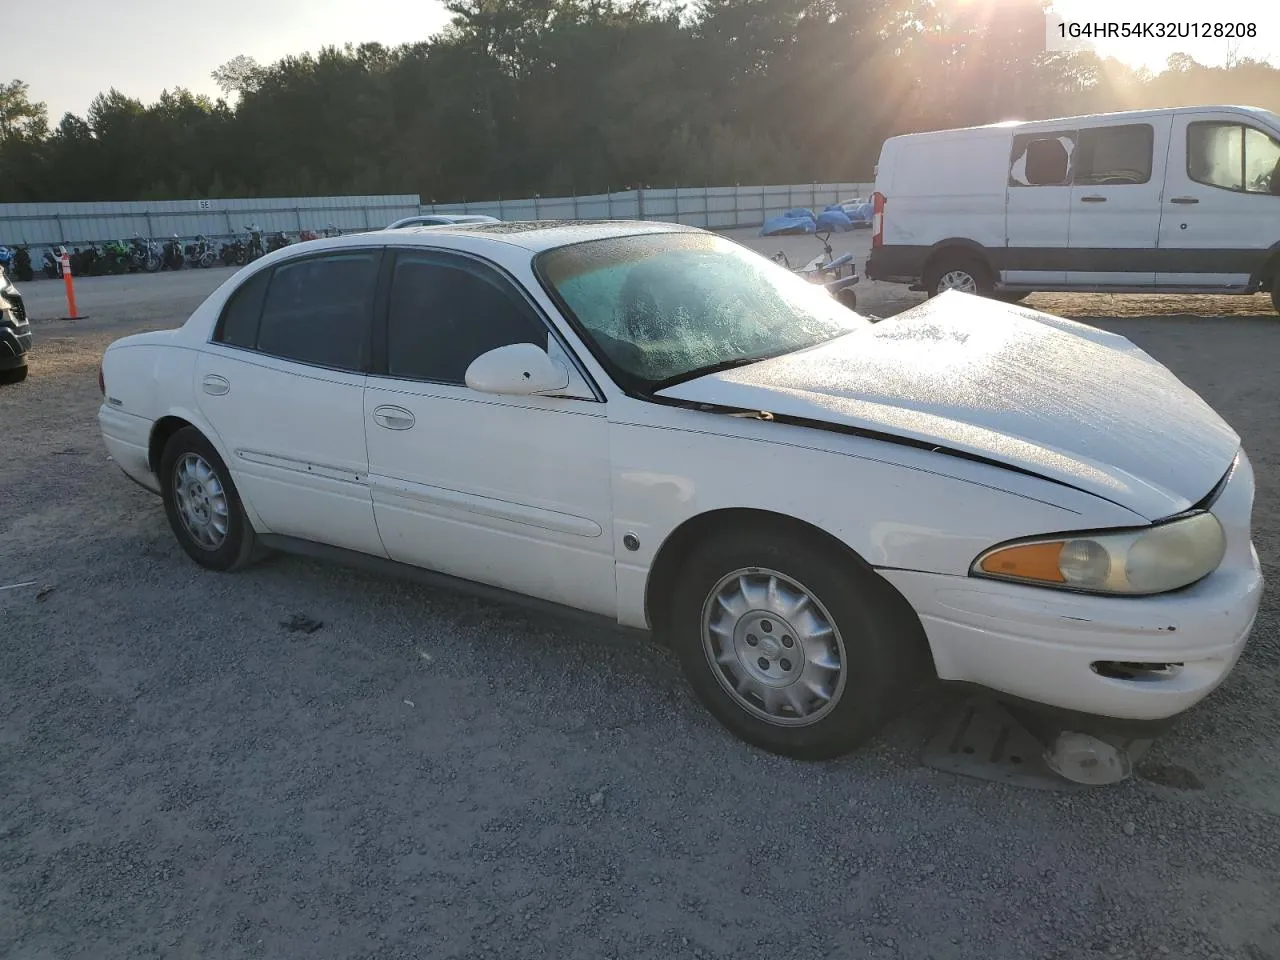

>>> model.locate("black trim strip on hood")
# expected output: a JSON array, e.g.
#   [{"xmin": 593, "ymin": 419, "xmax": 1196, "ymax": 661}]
[{"xmin": 644, "ymin": 392, "xmax": 1146, "ymax": 514}]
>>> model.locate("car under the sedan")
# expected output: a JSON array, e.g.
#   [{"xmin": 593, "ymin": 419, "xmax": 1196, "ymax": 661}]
[{"xmin": 96, "ymin": 220, "xmax": 1263, "ymax": 760}]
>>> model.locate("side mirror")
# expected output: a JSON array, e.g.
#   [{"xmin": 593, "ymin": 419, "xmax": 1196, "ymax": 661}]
[{"xmin": 465, "ymin": 343, "xmax": 570, "ymax": 396}]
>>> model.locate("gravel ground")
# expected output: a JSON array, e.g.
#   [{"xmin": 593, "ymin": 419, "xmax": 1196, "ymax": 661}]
[{"xmin": 3, "ymin": 230, "xmax": 1279, "ymax": 960}]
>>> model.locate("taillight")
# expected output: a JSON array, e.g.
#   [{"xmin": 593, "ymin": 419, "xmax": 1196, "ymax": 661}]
[
  {"xmin": 98, "ymin": 363, "xmax": 105, "ymax": 396},
  {"xmin": 871, "ymin": 191, "xmax": 885, "ymax": 249}
]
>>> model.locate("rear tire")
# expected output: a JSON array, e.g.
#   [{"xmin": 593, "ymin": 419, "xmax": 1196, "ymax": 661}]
[
  {"xmin": 668, "ymin": 522, "xmax": 928, "ymax": 759},
  {"xmin": 159, "ymin": 426, "xmax": 262, "ymax": 572},
  {"xmin": 924, "ymin": 252, "xmax": 992, "ymax": 298}
]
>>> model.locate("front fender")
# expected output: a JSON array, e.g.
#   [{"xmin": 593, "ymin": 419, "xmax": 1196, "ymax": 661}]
[{"xmin": 608, "ymin": 403, "xmax": 1146, "ymax": 629}]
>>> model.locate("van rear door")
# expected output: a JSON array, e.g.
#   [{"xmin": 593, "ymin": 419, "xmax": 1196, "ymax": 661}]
[
  {"xmin": 1065, "ymin": 116, "xmax": 1171, "ymax": 287},
  {"xmin": 1156, "ymin": 110, "xmax": 1280, "ymax": 290}
]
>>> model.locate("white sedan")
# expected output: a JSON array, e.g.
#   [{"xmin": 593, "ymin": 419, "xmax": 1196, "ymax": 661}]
[{"xmin": 97, "ymin": 221, "xmax": 1263, "ymax": 759}]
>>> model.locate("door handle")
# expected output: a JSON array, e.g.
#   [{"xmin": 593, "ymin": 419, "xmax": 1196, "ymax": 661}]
[
  {"xmin": 372, "ymin": 405, "xmax": 415, "ymax": 430},
  {"xmin": 1170, "ymin": 197, "xmax": 1199, "ymax": 204},
  {"xmin": 1079, "ymin": 195, "xmax": 1107, "ymax": 203},
  {"xmin": 201, "ymin": 374, "xmax": 230, "ymax": 396}
]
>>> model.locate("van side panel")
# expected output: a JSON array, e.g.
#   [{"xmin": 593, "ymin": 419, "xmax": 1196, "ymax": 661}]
[{"xmin": 868, "ymin": 131, "xmax": 1010, "ymax": 283}]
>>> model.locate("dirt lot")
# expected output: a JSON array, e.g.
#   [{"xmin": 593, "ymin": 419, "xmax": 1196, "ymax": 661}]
[{"xmin": 3, "ymin": 231, "xmax": 1279, "ymax": 959}]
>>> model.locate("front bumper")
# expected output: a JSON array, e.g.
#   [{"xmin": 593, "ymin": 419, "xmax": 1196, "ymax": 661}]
[
  {"xmin": 880, "ymin": 450, "xmax": 1264, "ymax": 721},
  {"xmin": 0, "ymin": 296, "xmax": 31, "ymax": 370}
]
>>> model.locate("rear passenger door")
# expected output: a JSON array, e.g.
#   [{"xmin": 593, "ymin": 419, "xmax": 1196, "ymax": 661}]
[
  {"xmin": 194, "ymin": 248, "xmax": 388, "ymax": 557},
  {"xmin": 1065, "ymin": 119, "xmax": 1170, "ymax": 287}
]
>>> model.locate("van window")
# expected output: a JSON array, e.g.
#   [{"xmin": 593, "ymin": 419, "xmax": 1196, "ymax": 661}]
[
  {"xmin": 1010, "ymin": 132, "xmax": 1075, "ymax": 186},
  {"xmin": 1073, "ymin": 124, "xmax": 1154, "ymax": 185},
  {"xmin": 1188, "ymin": 122, "xmax": 1280, "ymax": 195}
]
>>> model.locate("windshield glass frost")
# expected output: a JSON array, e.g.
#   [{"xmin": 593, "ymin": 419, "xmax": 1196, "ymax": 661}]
[{"xmin": 536, "ymin": 232, "xmax": 866, "ymax": 388}]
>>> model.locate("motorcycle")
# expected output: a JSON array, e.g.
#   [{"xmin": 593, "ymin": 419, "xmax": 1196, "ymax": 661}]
[
  {"xmin": 71, "ymin": 245, "xmax": 105, "ymax": 277},
  {"xmin": 161, "ymin": 235, "xmax": 185, "ymax": 271},
  {"xmin": 266, "ymin": 231, "xmax": 291, "ymax": 253},
  {"xmin": 101, "ymin": 240, "xmax": 131, "ymax": 275},
  {"xmin": 0, "ymin": 246, "xmax": 14, "ymax": 277},
  {"xmin": 184, "ymin": 235, "xmax": 217, "ymax": 268},
  {"xmin": 12, "ymin": 246, "xmax": 33, "ymax": 282},
  {"xmin": 244, "ymin": 224, "xmax": 265, "ymax": 262},
  {"xmin": 220, "ymin": 239, "xmax": 247, "ymax": 267},
  {"xmin": 771, "ymin": 230, "xmax": 860, "ymax": 310},
  {"xmin": 128, "ymin": 236, "xmax": 161, "ymax": 273},
  {"xmin": 43, "ymin": 245, "xmax": 67, "ymax": 279}
]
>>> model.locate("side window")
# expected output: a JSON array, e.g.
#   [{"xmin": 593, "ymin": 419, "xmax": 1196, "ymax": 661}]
[
  {"xmin": 214, "ymin": 267, "xmax": 270, "ymax": 348},
  {"xmin": 256, "ymin": 252, "xmax": 380, "ymax": 371},
  {"xmin": 1189, "ymin": 122, "xmax": 1280, "ymax": 195},
  {"xmin": 386, "ymin": 252, "xmax": 549, "ymax": 385},
  {"xmin": 1010, "ymin": 131, "xmax": 1075, "ymax": 186},
  {"xmin": 1073, "ymin": 124, "xmax": 1154, "ymax": 185}
]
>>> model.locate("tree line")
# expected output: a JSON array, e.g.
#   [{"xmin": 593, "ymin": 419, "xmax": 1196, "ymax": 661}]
[{"xmin": 2, "ymin": 0, "xmax": 1279, "ymax": 205}]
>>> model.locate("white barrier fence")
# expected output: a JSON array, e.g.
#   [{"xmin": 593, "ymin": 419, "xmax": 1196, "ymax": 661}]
[
  {"xmin": 424, "ymin": 183, "xmax": 876, "ymax": 229},
  {"xmin": 0, "ymin": 182, "xmax": 876, "ymax": 248}
]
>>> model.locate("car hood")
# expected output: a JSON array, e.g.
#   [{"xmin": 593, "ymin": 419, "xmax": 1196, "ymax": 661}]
[{"xmin": 655, "ymin": 293, "xmax": 1239, "ymax": 520}]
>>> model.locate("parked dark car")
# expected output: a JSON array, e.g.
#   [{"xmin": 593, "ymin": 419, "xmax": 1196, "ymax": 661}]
[{"xmin": 0, "ymin": 267, "xmax": 31, "ymax": 383}]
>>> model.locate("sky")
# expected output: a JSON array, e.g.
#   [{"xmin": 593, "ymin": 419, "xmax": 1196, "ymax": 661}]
[
  {"xmin": 8, "ymin": 0, "xmax": 1279, "ymax": 121},
  {"xmin": 10, "ymin": 0, "xmax": 452, "ymax": 121}
]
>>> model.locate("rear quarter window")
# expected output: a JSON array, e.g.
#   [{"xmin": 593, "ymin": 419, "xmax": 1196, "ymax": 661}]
[{"xmin": 213, "ymin": 268, "xmax": 270, "ymax": 348}]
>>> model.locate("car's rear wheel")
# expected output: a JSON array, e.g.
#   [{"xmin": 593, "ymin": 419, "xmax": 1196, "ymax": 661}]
[
  {"xmin": 924, "ymin": 252, "xmax": 992, "ymax": 298},
  {"xmin": 160, "ymin": 426, "xmax": 261, "ymax": 571},
  {"xmin": 668, "ymin": 524, "xmax": 927, "ymax": 759}
]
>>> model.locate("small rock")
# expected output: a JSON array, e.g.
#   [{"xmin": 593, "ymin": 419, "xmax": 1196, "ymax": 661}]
[
  {"xmin": 922, "ymin": 864, "xmax": 937, "ymax": 875},
  {"xmin": 403, "ymin": 699, "xmax": 415, "ymax": 708},
  {"xmin": 589, "ymin": 791, "xmax": 606, "ymax": 808},
  {"xmin": 35, "ymin": 584, "xmax": 56, "ymax": 602},
  {"xmin": 1123, "ymin": 821, "xmax": 1136, "ymax": 836}
]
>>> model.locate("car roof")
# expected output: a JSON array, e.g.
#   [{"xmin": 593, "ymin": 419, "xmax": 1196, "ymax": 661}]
[{"xmin": 364, "ymin": 219, "xmax": 705, "ymax": 252}]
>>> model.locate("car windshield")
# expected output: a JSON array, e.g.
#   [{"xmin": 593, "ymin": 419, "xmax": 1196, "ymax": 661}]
[{"xmin": 535, "ymin": 232, "xmax": 866, "ymax": 390}]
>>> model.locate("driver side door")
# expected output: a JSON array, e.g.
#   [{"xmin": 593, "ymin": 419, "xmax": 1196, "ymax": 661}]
[{"xmin": 363, "ymin": 248, "xmax": 618, "ymax": 616}]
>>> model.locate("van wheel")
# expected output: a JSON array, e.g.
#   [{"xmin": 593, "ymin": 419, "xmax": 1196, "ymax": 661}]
[{"xmin": 924, "ymin": 253, "xmax": 992, "ymax": 298}]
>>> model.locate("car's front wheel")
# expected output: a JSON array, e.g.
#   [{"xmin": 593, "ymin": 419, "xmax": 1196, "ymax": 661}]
[
  {"xmin": 159, "ymin": 426, "xmax": 261, "ymax": 571},
  {"xmin": 669, "ymin": 524, "xmax": 928, "ymax": 759}
]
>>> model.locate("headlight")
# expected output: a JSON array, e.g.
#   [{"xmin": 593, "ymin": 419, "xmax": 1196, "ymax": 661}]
[{"xmin": 972, "ymin": 511, "xmax": 1226, "ymax": 596}]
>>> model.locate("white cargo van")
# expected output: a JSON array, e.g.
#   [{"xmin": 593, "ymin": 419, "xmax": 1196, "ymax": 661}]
[{"xmin": 865, "ymin": 105, "xmax": 1280, "ymax": 311}]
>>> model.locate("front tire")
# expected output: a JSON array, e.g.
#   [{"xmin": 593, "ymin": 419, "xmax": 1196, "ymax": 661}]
[
  {"xmin": 924, "ymin": 253, "xmax": 992, "ymax": 298},
  {"xmin": 668, "ymin": 524, "xmax": 928, "ymax": 759},
  {"xmin": 159, "ymin": 427, "xmax": 261, "ymax": 571}
]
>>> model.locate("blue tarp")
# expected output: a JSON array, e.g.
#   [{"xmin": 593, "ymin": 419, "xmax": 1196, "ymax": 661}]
[
  {"xmin": 759, "ymin": 214, "xmax": 816, "ymax": 237},
  {"xmin": 816, "ymin": 208, "xmax": 854, "ymax": 232}
]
